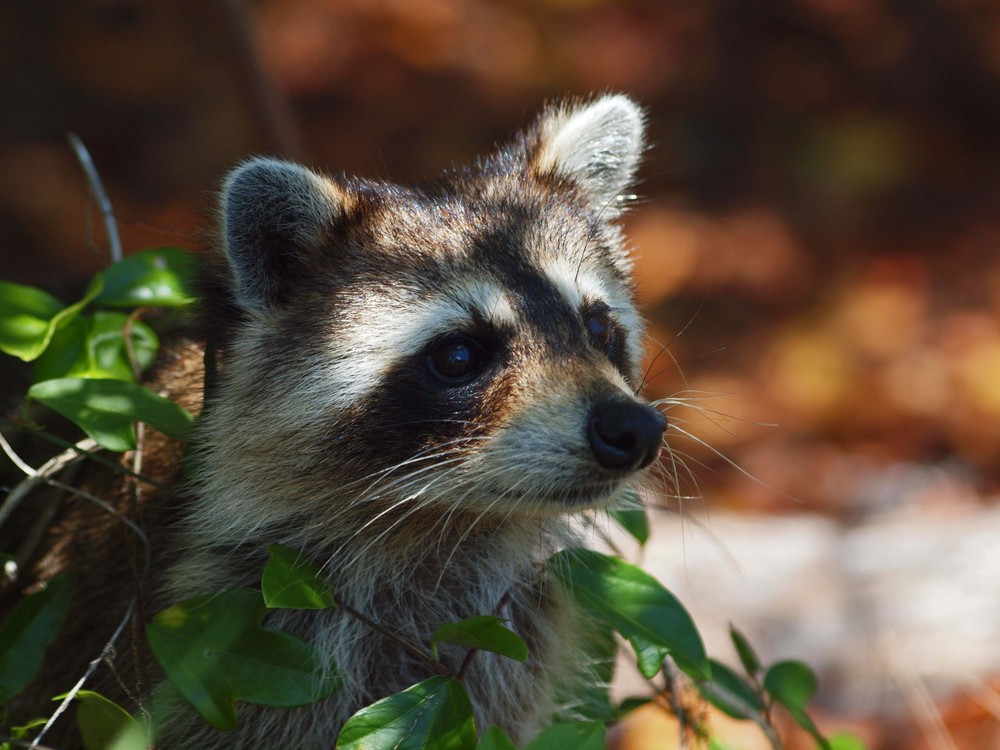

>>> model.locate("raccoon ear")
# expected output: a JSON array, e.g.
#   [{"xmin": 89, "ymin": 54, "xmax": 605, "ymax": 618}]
[
  {"xmin": 220, "ymin": 157, "xmax": 349, "ymax": 311},
  {"xmin": 532, "ymin": 94, "xmax": 645, "ymax": 214}
]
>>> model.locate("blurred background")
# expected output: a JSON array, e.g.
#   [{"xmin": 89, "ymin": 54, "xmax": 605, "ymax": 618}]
[{"xmin": 2, "ymin": 1, "xmax": 1000, "ymax": 748}]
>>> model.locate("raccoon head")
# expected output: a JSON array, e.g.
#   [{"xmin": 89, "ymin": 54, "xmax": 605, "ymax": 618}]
[{"xmin": 205, "ymin": 94, "xmax": 665, "ymax": 526}]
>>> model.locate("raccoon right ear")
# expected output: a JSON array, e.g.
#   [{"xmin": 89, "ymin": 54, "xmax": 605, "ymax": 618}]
[
  {"xmin": 220, "ymin": 157, "xmax": 349, "ymax": 311},
  {"xmin": 531, "ymin": 94, "xmax": 645, "ymax": 215}
]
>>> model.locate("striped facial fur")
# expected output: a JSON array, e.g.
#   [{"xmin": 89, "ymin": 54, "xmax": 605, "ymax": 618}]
[
  {"xmin": 167, "ymin": 94, "xmax": 662, "ymax": 746},
  {"xmin": 202, "ymin": 95, "xmax": 661, "ymax": 527}
]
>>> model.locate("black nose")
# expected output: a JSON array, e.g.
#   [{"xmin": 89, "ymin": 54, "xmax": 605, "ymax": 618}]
[{"xmin": 587, "ymin": 398, "xmax": 667, "ymax": 471}]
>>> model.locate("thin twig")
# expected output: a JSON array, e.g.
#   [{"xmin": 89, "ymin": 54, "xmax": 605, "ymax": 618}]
[
  {"xmin": 332, "ymin": 593, "xmax": 447, "ymax": 675},
  {"xmin": 29, "ymin": 476, "xmax": 151, "ymax": 747},
  {"xmin": 0, "ymin": 434, "xmax": 98, "ymax": 530},
  {"xmin": 457, "ymin": 589, "xmax": 516, "ymax": 681},
  {"xmin": 31, "ymin": 600, "xmax": 136, "ymax": 749},
  {"xmin": 66, "ymin": 133, "xmax": 122, "ymax": 264}
]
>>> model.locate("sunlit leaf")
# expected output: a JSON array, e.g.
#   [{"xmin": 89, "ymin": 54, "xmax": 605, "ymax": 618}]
[
  {"xmin": 0, "ymin": 573, "xmax": 75, "ymax": 702},
  {"xmin": 0, "ymin": 277, "xmax": 101, "ymax": 361},
  {"xmin": 262, "ymin": 544, "xmax": 335, "ymax": 610},
  {"xmin": 548, "ymin": 548, "xmax": 709, "ymax": 680},
  {"xmin": 523, "ymin": 721, "xmax": 605, "ymax": 750},
  {"xmin": 430, "ymin": 616, "xmax": 528, "ymax": 663},
  {"xmin": 147, "ymin": 588, "xmax": 341, "ymax": 730},
  {"xmin": 34, "ymin": 312, "xmax": 158, "ymax": 383},
  {"xmin": 28, "ymin": 377, "xmax": 193, "ymax": 451},
  {"xmin": 829, "ymin": 732, "xmax": 868, "ymax": 750},
  {"xmin": 66, "ymin": 690, "xmax": 149, "ymax": 750},
  {"xmin": 628, "ymin": 633, "xmax": 668, "ymax": 679},
  {"xmin": 336, "ymin": 676, "xmax": 476, "ymax": 750},
  {"xmin": 95, "ymin": 247, "xmax": 195, "ymax": 308}
]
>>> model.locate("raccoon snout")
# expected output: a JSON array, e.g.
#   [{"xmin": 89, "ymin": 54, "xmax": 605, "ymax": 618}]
[{"xmin": 587, "ymin": 399, "xmax": 667, "ymax": 472}]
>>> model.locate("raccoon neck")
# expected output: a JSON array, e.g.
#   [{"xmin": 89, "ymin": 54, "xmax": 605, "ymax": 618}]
[{"xmin": 167, "ymin": 475, "xmax": 571, "ymax": 622}]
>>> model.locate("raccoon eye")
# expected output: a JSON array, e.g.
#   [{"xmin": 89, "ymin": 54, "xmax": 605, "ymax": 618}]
[
  {"xmin": 585, "ymin": 306, "xmax": 624, "ymax": 365},
  {"xmin": 585, "ymin": 309, "xmax": 613, "ymax": 350},
  {"xmin": 427, "ymin": 336, "xmax": 484, "ymax": 383}
]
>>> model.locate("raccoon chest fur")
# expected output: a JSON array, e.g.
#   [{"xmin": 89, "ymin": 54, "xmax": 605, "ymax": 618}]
[{"xmin": 17, "ymin": 94, "xmax": 667, "ymax": 749}]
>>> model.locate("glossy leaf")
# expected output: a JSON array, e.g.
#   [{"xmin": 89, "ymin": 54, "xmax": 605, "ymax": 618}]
[
  {"xmin": 628, "ymin": 633, "xmax": 668, "ymax": 679},
  {"xmin": 28, "ymin": 377, "xmax": 194, "ymax": 451},
  {"xmin": 336, "ymin": 676, "xmax": 476, "ymax": 750},
  {"xmin": 95, "ymin": 247, "xmax": 195, "ymax": 308},
  {"xmin": 0, "ymin": 573, "xmax": 74, "ymax": 702},
  {"xmin": 763, "ymin": 660, "xmax": 818, "ymax": 711},
  {"xmin": 477, "ymin": 726, "xmax": 517, "ymax": 750},
  {"xmin": 69, "ymin": 690, "xmax": 149, "ymax": 750},
  {"xmin": 262, "ymin": 544, "xmax": 335, "ymax": 610},
  {"xmin": 764, "ymin": 661, "xmax": 829, "ymax": 749},
  {"xmin": 548, "ymin": 548, "xmax": 709, "ymax": 680},
  {"xmin": 523, "ymin": 722, "xmax": 605, "ymax": 750},
  {"xmin": 608, "ymin": 490, "xmax": 649, "ymax": 545},
  {"xmin": 0, "ymin": 277, "xmax": 101, "ymax": 361},
  {"xmin": 696, "ymin": 659, "xmax": 765, "ymax": 721},
  {"xmin": 147, "ymin": 587, "xmax": 341, "ymax": 730},
  {"xmin": 729, "ymin": 624, "xmax": 761, "ymax": 677},
  {"xmin": 430, "ymin": 616, "xmax": 528, "ymax": 662},
  {"xmin": 34, "ymin": 311, "xmax": 158, "ymax": 383}
]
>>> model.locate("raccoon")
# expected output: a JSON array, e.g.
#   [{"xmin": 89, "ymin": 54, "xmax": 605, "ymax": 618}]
[{"xmin": 11, "ymin": 94, "xmax": 666, "ymax": 748}]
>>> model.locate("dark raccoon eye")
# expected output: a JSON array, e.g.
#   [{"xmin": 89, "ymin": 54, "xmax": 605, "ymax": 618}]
[
  {"xmin": 585, "ymin": 309, "xmax": 613, "ymax": 350},
  {"xmin": 585, "ymin": 306, "xmax": 624, "ymax": 366},
  {"xmin": 427, "ymin": 337, "xmax": 484, "ymax": 383}
]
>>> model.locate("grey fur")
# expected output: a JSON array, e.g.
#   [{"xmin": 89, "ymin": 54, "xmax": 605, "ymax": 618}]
[{"xmin": 157, "ymin": 95, "xmax": 655, "ymax": 748}]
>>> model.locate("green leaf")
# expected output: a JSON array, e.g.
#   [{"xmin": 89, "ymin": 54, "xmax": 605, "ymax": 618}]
[
  {"xmin": 729, "ymin": 624, "xmax": 761, "ymax": 677},
  {"xmin": 608, "ymin": 490, "xmax": 649, "ymax": 545},
  {"xmin": 146, "ymin": 588, "xmax": 342, "ymax": 730},
  {"xmin": 34, "ymin": 311, "xmax": 159, "ymax": 383},
  {"xmin": 28, "ymin": 377, "xmax": 194, "ymax": 451},
  {"xmin": 477, "ymin": 726, "xmax": 517, "ymax": 750},
  {"xmin": 6, "ymin": 717, "xmax": 48, "ymax": 745},
  {"xmin": 764, "ymin": 661, "xmax": 829, "ymax": 750},
  {"xmin": 95, "ymin": 247, "xmax": 195, "ymax": 308},
  {"xmin": 628, "ymin": 633, "xmax": 668, "ymax": 679},
  {"xmin": 763, "ymin": 660, "xmax": 818, "ymax": 712},
  {"xmin": 262, "ymin": 544, "xmax": 335, "ymax": 610},
  {"xmin": 548, "ymin": 548, "xmax": 709, "ymax": 680},
  {"xmin": 696, "ymin": 659, "xmax": 765, "ymax": 721},
  {"xmin": 336, "ymin": 676, "xmax": 476, "ymax": 750},
  {"xmin": 0, "ymin": 277, "xmax": 101, "ymax": 361},
  {"xmin": 0, "ymin": 573, "xmax": 75, "ymax": 702},
  {"xmin": 829, "ymin": 732, "xmax": 868, "ymax": 750},
  {"xmin": 430, "ymin": 616, "xmax": 528, "ymax": 663},
  {"xmin": 67, "ymin": 690, "xmax": 149, "ymax": 750},
  {"xmin": 523, "ymin": 722, "xmax": 605, "ymax": 750}
]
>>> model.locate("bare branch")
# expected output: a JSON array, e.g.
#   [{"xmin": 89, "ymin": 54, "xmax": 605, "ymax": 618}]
[{"xmin": 66, "ymin": 132, "xmax": 122, "ymax": 265}]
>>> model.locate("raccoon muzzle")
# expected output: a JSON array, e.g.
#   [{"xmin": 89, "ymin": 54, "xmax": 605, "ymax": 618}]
[{"xmin": 587, "ymin": 398, "xmax": 667, "ymax": 472}]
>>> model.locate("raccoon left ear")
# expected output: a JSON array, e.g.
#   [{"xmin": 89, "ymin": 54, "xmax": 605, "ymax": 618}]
[
  {"xmin": 220, "ymin": 157, "xmax": 350, "ymax": 311},
  {"xmin": 532, "ymin": 94, "xmax": 645, "ymax": 214}
]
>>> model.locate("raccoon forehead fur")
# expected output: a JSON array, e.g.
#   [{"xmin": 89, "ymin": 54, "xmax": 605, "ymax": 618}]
[{"xmin": 157, "ymin": 94, "xmax": 662, "ymax": 747}]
